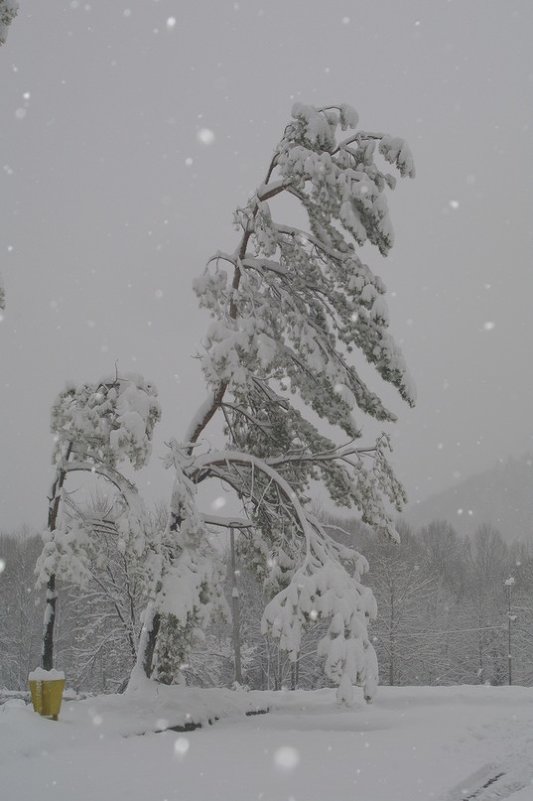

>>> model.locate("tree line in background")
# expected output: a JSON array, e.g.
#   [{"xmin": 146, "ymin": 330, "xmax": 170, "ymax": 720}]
[{"xmin": 2, "ymin": 514, "xmax": 532, "ymax": 693}]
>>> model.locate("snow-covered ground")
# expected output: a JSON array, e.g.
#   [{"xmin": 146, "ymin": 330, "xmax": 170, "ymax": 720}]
[{"xmin": 2, "ymin": 684, "xmax": 533, "ymax": 801}]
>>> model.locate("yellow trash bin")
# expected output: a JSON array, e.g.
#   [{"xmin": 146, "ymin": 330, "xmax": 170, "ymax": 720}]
[{"xmin": 28, "ymin": 669, "xmax": 66, "ymax": 721}]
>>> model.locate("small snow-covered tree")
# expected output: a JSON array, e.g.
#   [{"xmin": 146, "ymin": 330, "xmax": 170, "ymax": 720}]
[
  {"xmin": 0, "ymin": 0, "xmax": 18, "ymax": 47},
  {"xmin": 38, "ymin": 373, "xmax": 161, "ymax": 669},
  {"xmin": 139, "ymin": 103, "xmax": 416, "ymax": 704}
]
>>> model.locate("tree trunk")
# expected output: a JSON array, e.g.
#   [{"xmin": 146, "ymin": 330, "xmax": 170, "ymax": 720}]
[
  {"xmin": 42, "ymin": 575, "xmax": 57, "ymax": 670},
  {"xmin": 42, "ymin": 443, "xmax": 72, "ymax": 670},
  {"xmin": 143, "ymin": 611, "xmax": 161, "ymax": 678}
]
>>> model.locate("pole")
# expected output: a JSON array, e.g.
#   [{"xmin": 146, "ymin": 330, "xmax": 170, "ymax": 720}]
[
  {"xmin": 508, "ymin": 585, "xmax": 512, "ymax": 686},
  {"xmin": 230, "ymin": 528, "xmax": 242, "ymax": 685},
  {"xmin": 505, "ymin": 576, "xmax": 515, "ymax": 686}
]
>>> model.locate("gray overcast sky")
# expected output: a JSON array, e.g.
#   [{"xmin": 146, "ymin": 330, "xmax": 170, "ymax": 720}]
[{"xmin": 1, "ymin": 0, "xmax": 532, "ymax": 531}]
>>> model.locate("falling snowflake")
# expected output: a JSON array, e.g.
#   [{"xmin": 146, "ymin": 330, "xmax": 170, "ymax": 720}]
[
  {"xmin": 197, "ymin": 128, "xmax": 215, "ymax": 145},
  {"xmin": 449, "ymin": 200, "xmax": 460, "ymax": 209},
  {"xmin": 185, "ymin": 157, "xmax": 193, "ymax": 166},
  {"xmin": 14, "ymin": 108, "xmax": 26, "ymax": 120},
  {"xmin": 174, "ymin": 737, "xmax": 190, "ymax": 758},
  {"xmin": 154, "ymin": 289, "xmax": 164, "ymax": 299},
  {"xmin": 0, "ymin": 559, "xmax": 5, "ymax": 574},
  {"xmin": 166, "ymin": 17, "xmax": 176, "ymax": 29},
  {"xmin": 211, "ymin": 496, "xmax": 226, "ymax": 510},
  {"xmin": 341, "ymin": 16, "xmax": 350, "ymax": 24},
  {"xmin": 274, "ymin": 746, "xmax": 300, "ymax": 771},
  {"xmin": 483, "ymin": 321, "xmax": 495, "ymax": 331}
]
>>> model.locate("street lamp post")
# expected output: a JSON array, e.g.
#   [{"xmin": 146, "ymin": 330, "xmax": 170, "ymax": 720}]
[{"xmin": 230, "ymin": 527, "xmax": 242, "ymax": 685}]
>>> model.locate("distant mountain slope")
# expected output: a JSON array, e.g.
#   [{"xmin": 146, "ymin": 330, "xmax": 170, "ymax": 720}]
[{"xmin": 404, "ymin": 454, "xmax": 533, "ymax": 542}]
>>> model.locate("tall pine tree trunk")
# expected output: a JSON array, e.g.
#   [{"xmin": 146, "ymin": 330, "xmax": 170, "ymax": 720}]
[{"xmin": 126, "ymin": 603, "xmax": 161, "ymax": 692}]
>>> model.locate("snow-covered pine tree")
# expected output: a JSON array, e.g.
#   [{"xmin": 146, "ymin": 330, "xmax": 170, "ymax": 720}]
[
  {"xmin": 0, "ymin": 0, "xmax": 18, "ymax": 46},
  {"xmin": 141, "ymin": 103, "xmax": 415, "ymax": 704},
  {"xmin": 37, "ymin": 373, "xmax": 161, "ymax": 670}
]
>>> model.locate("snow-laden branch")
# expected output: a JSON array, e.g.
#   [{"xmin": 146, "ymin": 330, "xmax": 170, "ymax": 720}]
[
  {"xmin": 163, "ymin": 441, "xmax": 379, "ymax": 703},
  {"xmin": 256, "ymin": 179, "xmax": 291, "ymax": 202},
  {"xmin": 200, "ymin": 513, "xmax": 253, "ymax": 530},
  {"xmin": 191, "ymin": 448, "xmax": 312, "ymax": 556}
]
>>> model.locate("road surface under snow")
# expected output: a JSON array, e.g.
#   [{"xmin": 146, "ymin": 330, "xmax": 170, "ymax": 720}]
[{"xmin": 2, "ymin": 685, "xmax": 533, "ymax": 801}]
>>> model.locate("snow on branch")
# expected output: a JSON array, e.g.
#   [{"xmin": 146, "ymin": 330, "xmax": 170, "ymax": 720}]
[
  {"xmin": 166, "ymin": 441, "xmax": 381, "ymax": 702},
  {"xmin": 36, "ymin": 460, "xmax": 149, "ymax": 589},
  {"xmin": 191, "ymin": 102, "xmax": 416, "ymax": 458},
  {"xmin": 51, "ymin": 373, "xmax": 161, "ymax": 470}
]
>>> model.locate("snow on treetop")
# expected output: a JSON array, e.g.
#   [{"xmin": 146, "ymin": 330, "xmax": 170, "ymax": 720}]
[{"xmin": 51, "ymin": 373, "xmax": 161, "ymax": 470}]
